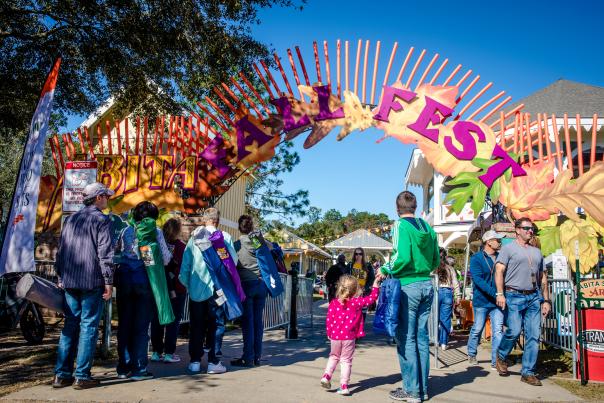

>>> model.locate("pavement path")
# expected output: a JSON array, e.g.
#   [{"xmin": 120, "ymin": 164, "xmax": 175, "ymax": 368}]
[{"xmin": 3, "ymin": 300, "xmax": 580, "ymax": 402}]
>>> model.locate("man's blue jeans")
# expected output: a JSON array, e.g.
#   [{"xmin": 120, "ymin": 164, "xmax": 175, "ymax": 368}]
[
  {"xmin": 467, "ymin": 305, "xmax": 504, "ymax": 366},
  {"xmin": 438, "ymin": 287, "xmax": 453, "ymax": 346},
  {"xmin": 394, "ymin": 280, "xmax": 433, "ymax": 400},
  {"xmin": 214, "ymin": 305, "xmax": 226, "ymax": 355},
  {"xmin": 241, "ymin": 279, "xmax": 267, "ymax": 362},
  {"xmin": 116, "ymin": 281, "xmax": 155, "ymax": 376},
  {"xmin": 497, "ymin": 291, "xmax": 542, "ymax": 376},
  {"xmin": 55, "ymin": 287, "xmax": 104, "ymax": 380}
]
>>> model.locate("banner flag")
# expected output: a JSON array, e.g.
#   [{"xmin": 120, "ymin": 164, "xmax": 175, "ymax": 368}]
[{"xmin": 0, "ymin": 58, "xmax": 61, "ymax": 275}]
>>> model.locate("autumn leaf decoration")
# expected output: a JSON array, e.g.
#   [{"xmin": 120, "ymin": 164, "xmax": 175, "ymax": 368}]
[
  {"xmin": 522, "ymin": 161, "xmax": 604, "ymax": 227},
  {"xmin": 443, "ymin": 158, "xmax": 498, "ymax": 217}
]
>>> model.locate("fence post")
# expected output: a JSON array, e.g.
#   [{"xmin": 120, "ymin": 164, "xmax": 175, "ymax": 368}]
[{"xmin": 286, "ymin": 263, "xmax": 299, "ymax": 339}]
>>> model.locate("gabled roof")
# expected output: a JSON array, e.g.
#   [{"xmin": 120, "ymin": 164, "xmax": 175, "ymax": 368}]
[
  {"xmin": 278, "ymin": 229, "xmax": 331, "ymax": 259},
  {"xmin": 325, "ymin": 229, "xmax": 393, "ymax": 251},
  {"xmin": 510, "ymin": 79, "xmax": 604, "ymax": 117}
]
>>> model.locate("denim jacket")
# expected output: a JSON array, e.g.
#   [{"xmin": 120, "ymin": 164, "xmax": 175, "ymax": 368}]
[{"xmin": 469, "ymin": 250, "xmax": 498, "ymax": 309}]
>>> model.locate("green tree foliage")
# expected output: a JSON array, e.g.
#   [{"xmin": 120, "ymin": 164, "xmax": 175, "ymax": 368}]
[
  {"xmin": 0, "ymin": 0, "xmax": 302, "ymax": 135},
  {"xmin": 294, "ymin": 208, "xmax": 392, "ymax": 247},
  {"xmin": 245, "ymin": 140, "xmax": 310, "ymax": 225}
]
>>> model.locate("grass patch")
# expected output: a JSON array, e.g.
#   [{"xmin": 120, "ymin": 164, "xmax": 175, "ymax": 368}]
[{"xmin": 552, "ymin": 379, "xmax": 604, "ymax": 401}]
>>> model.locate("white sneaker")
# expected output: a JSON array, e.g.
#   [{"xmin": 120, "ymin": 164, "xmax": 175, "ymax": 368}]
[
  {"xmin": 336, "ymin": 387, "xmax": 350, "ymax": 395},
  {"xmin": 188, "ymin": 362, "xmax": 201, "ymax": 373},
  {"xmin": 440, "ymin": 344, "xmax": 447, "ymax": 351},
  {"xmin": 207, "ymin": 361, "xmax": 227, "ymax": 374},
  {"xmin": 164, "ymin": 354, "xmax": 181, "ymax": 363}
]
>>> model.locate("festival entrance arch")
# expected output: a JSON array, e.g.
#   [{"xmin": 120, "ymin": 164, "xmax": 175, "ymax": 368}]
[{"xmin": 38, "ymin": 39, "xmax": 604, "ymax": 270}]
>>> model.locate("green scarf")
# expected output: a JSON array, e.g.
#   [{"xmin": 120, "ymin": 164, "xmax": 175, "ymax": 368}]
[{"xmin": 130, "ymin": 217, "xmax": 175, "ymax": 325}]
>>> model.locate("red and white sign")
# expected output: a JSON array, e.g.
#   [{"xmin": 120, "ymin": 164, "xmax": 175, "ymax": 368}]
[
  {"xmin": 63, "ymin": 161, "xmax": 98, "ymax": 212},
  {"xmin": 577, "ymin": 309, "xmax": 604, "ymax": 382}
]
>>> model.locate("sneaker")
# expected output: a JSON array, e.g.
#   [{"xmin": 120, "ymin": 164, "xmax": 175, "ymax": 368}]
[
  {"xmin": 254, "ymin": 358, "xmax": 261, "ymax": 367},
  {"xmin": 207, "ymin": 361, "xmax": 227, "ymax": 374},
  {"xmin": 130, "ymin": 371, "xmax": 153, "ymax": 381},
  {"xmin": 336, "ymin": 386, "xmax": 350, "ymax": 395},
  {"xmin": 440, "ymin": 344, "xmax": 447, "ymax": 351},
  {"xmin": 320, "ymin": 376, "xmax": 331, "ymax": 389},
  {"xmin": 150, "ymin": 352, "xmax": 162, "ymax": 362},
  {"xmin": 495, "ymin": 356, "xmax": 509, "ymax": 376},
  {"xmin": 520, "ymin": 375, "xmax": 542, "ymax": 386},
  {"xmin": 117, "ymin": 373, "xmax": 130, "ymax": 379},
  {"xmin": 468, "ymin": 356, "xmax": 478, "ymax": 365},
  {"xmin": 188, "ymin": 362, "xmax": 201, "ymax": 373},
  {"xmin": 164, "ymin": 354, "xmax": 181, "ymax": 363},
  {"xmin": 490, "ymin": 364, "xmax": 497, "ymax": 371},
  {"xmin": 389, "ymin": 388, "xmax": 420, "ymax": 402}
]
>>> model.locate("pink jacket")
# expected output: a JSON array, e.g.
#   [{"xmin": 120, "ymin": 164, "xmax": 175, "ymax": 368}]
[{"xmin": 326, "ymin": 287, "xmax": 379, "ymax": 340}]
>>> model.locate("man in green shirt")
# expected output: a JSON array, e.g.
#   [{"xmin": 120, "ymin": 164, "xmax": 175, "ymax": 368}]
[{"xmin": 382, "ymin": 191, "xmax": 440, "ymax": 403}]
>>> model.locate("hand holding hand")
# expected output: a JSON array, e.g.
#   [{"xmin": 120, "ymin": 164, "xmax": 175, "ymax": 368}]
[
  {"xmin": 541, "ymin": 301, "xmax": 551, "ymax": 317},
  {"xmin": 102, "ymin": 285, "xmax": 113, "ymax": 301},
  {"xmin": 496, "ymin": 295, "xmax": 506, "ymax": 310}
]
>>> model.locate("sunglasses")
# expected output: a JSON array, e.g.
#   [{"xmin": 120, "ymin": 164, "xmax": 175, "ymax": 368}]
[
  {"xmin": 354, "ymin": 252, "xmax": 363, "ymax": 256},
  {"xmin": 518, "ymin": 226, "xmax": 534, "ymax": 232}
]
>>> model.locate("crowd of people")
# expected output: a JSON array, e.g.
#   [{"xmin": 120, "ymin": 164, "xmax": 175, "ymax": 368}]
[
  {"xmin": 52, "ymin": 182, "xmax": 283, "ymax": 388},
  {"xmin": 51, "ymin": 183, "xmax": 550, "ymax": 401},
  {"xmin": 320, "ymin": 191, "xmax": 549, "ymax": 402}
]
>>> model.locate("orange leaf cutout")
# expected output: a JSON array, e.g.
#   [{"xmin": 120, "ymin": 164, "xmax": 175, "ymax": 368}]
[
  {"xmin": 526, "ymin": 161, "xmax": 604, "ymax": 226},
  {"xmin": 499, "ymin": 160, "xmax": 556, "ymax": 221}
]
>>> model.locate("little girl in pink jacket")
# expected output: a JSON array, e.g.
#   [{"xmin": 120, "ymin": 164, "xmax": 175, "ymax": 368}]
[{"xmin": 321, "ymin": 274, "xmax": 381, "ymax": 395}]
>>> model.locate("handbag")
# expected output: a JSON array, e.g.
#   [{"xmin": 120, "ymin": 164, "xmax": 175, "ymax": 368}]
[
  {"xmin": 383, "ymin": 277, "xmax": 402, "ymax": 337},
  {"xmin": 372, "ymin": 283, "xmax": 388, "ymax": 335},
  {"xmin": 16, "ymin": 274, "xmax": 65, "ymax": 313}
]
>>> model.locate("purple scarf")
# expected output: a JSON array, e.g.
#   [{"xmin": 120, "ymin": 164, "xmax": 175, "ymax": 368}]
[{"xmin": 209, "ymin": 230, "xmax": 246, "ymax": 302}]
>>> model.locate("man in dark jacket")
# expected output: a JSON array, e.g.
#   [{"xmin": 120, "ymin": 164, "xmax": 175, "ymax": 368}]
[
  {"xmin": 466, "ymin": 230, "xmax": 504, "ymax": 369},
  {"xmin": 53, "ymin": 182, "xmax": 115, "ymax": 389},
  {"xmin": 325, "ymin": 254, "xmax": 347, "ymax": 301}
]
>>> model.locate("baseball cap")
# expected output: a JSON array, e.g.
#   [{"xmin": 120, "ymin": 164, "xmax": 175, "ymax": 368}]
[
  {"xmin": 82, "ymin": 182, "xmax": 115, "ymax": 200},
  {"xmin": 482, "ymin": 230, "xmax": 504, "ymax": 242}
]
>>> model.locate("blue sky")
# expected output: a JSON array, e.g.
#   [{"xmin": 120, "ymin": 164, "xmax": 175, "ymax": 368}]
[
  {"xmin": 247, "ymin": 0, "xmax": 604, "ymax": 225},
  {"xmin": 62, "ymin": 0, "xmax": 604, "ymax": 226}
]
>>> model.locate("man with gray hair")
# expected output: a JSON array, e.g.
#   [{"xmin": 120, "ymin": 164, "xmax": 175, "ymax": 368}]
[{"xmin": 53, "ymin": 182, "xmax": 115, "ymax": 389}]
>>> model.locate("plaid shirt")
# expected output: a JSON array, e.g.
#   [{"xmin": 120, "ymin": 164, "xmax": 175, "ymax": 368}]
[{"xmin": 55, "ymin": 205, "xmax": 114, "ymax": 289}]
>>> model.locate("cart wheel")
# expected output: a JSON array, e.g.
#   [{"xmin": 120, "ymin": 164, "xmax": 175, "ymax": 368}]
[{"xmin": 20, "ymin": 304, "xmax": 45, "ymax": 344}]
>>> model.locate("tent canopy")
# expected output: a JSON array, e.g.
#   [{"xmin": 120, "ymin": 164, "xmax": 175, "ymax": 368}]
[{"xmin": 325, "ymin": 229, "xmax": 393, "ymax": 252}]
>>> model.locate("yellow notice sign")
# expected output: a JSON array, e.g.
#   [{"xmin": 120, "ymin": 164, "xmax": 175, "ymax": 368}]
[{"xmin": 580, "ymin": 279, "xmax": 604, "ymax": 300}]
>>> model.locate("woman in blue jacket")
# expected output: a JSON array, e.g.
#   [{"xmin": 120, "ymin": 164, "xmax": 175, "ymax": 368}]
[{"xmin": 466, "ymin": 230, "xmax": 505, "ymax": 369}]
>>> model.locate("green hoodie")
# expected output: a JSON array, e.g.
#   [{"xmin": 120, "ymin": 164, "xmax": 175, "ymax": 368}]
[{"xmin": 381, "ymin": 217, "xmax": 440, "ymax": 286}]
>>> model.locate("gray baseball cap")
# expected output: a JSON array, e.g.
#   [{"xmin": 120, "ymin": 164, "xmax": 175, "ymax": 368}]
[
  {"xmin": 482, "ymin": 230, "xmax": 504, "ymax": 242},
  {"xmin": 82, "ymin": 182, "xmax": 115, "ymax": 200}
]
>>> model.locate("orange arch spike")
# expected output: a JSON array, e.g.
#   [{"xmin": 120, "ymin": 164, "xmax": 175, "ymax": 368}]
[
  {"xmin": 454, "ymin": 82, "xmax": 492, "ymax": 120},
  {"xmin": 286, "ymin": 49, "xmax": 304, "ymax": 99},
  {"xmin": 370, "ymin": 40, "xmax": 381, "ymax": 105},
  {"xmin": 405, "ymin": 49, "xmax": 426, "ymax": 89},
  {"xmin": 429, "ymin": 58, "xmax": 448, "ymax": 85},
  {"xmin": 362, "ymin": 40, "xmax": 370, "ymax": 103},
  {"xmin": 354, "ymin": 39, "xmax": 362, "ymax": 95},
  {"xmin": 468, "ymin": 90, "xmax": 505, "ymax": 121},
  {"xmin": 415, "ymin": 53, "xmax": 438, "ymax": 91},
  {"xmin": 323, "ymin": 41, "xmax": 332, "ymax": 91},
  {"xmin": 313, "ymin": 41, "xmax": 322, "ymax": 84},
  {"xmin": 295, "ymin": 46, "xmax": 311, "ymax": 86},
  {"xmin": 273, "ymin": 53, "xmax": 294, "ymax": 96},
  {"xmin": 396, "ymin": 47, "xmax": 414, "ymax": 83},
  {"xmin": 252, "ymin": 63, "xmax": 275, "ymax": 99},
  {"xmin": 442, "ymin": 64, "xmax": 462, "ymax": 86},
  {"xmin": 239, "ymin": 72, "xmax": 271, "ymax": 113}
]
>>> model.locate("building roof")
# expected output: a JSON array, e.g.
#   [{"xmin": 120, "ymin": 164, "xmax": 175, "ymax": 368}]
[
  {"xmin": 325, "ymin": 229, "xmax": 393, "ymax": 251},
  {"xmin": 509, "ymin": 79, "xmax": 604, "ymax": 117},
  {"xmin": 278, "ymin": 229, "xmax": 331, "ymax": 259},
  {"xmin": 405, "ymin": 148, "xmax": 433, "ymax": 187}
]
